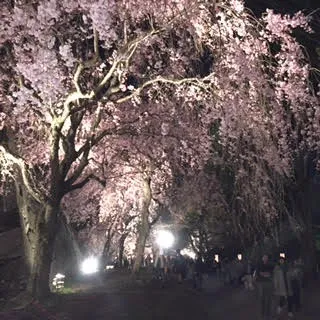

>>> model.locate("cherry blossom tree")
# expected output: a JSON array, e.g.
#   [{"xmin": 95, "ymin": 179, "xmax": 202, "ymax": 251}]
[
  {"xmin": 97, "ymin": 161, "xmax": 177, "ymax": 272},
  {"xmin": 98, "ymin": 176, "xmax": 140, "ymax": 266},
  {"xmin": 0, "ymin": 0, "xmax": 318, "ymax": 298},
  {"xmin": 168, "ymin": 2, "xmax": 320, "ymax": 252},
  {"xmin": 64, "ymin": 165, "xmax": 167, "ymax": 270},
  {"xmin": 0, "ymin": 0, "xmax": 214, "ymax": 297},
  {"xmin": 168, "ymin": 170, "xmax": 226, "ymax": 256}
]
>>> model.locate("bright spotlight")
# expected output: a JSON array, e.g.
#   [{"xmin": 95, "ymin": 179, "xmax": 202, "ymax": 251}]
[
  {"xmin": 81, "ymin": 257, "xmax": 99, "ymax": 275},
  {"xmin": 156, "ymin": 230, "xmax": 174, "ymax": 249}
]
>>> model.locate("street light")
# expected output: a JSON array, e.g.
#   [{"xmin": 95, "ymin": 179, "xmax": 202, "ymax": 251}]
[
  {"xmin": 80, "ymin": 256, "xmax": 99, "ymax": 275},
  {"xmin": 156, "ymin": 230, "xmax": 175, "ymax": 250}
]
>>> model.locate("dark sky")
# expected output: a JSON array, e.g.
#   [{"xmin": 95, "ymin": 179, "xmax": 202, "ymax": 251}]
[
  {"xmin": 245, "ymin": 0, "xmax": 320, "ymax": 69},
  {"xmin": 245, "ymin": 0, "xmax": 319, "ymax": 14}
]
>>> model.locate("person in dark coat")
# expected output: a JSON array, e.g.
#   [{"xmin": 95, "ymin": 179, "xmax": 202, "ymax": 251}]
[
  {"xmin": 174, "ymin": 249, "xmax": 187, "ymax": 283},
  {"xmin": 255, "ymin": 254, "xmax": 274, "ymax": 320},
  {"xmin": 273, "ymin": 257, "xmax": 293, "ymax": 318},
  {"xmin": 193, "ymin": 256, "xmax": 205, "ymax": 289}
]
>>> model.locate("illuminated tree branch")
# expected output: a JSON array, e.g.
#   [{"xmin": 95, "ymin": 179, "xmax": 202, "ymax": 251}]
[
  {"xmin": 0, "ymin": 146, "xmax": 43, "ymax": 203},
  {"xmin": 115, "ymin": 76, "xmax": 211, "ymax": 104}
]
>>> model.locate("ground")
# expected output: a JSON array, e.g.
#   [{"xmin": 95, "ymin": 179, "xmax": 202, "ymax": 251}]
[{"xmin": 1, "ymin": 271, "xmax": 319, "ymax": 320}]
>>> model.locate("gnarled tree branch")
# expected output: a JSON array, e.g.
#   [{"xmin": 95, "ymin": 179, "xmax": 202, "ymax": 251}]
[{"xmin": 0, "ymin": 146, "xmax": 44, "ymax": 203}]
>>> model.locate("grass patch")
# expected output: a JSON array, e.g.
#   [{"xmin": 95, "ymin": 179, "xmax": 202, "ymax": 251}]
[{"xmin": 55, "ymin": 287, "xmax": 79, "ymax": 295}]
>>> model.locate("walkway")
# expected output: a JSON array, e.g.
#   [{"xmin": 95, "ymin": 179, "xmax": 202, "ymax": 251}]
[{"xmin": 1, "ymin": 274, "xmax": 319, "ymax": 319}]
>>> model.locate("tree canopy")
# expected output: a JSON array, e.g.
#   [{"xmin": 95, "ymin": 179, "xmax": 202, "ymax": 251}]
[{"xmin": 0, "ymin": 0, "xmax": 319, "ymax": 297}]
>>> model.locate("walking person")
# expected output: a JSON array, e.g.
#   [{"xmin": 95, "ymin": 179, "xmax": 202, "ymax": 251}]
[
  {"xmin": 154, "ymin": 249, "xmax": 164, "ymax": 278},
  {"xmin": 255, "ymin": 254, "xmax": 274, "ymax": 320},
  {"xmin": 193, "ymin": 256, "xmax": 205, "ymax": 289},
  {"xmin": 243, "ymin": 259, "xmax": 254, "ymax": 290},
  {"xmin": 174, "ymin": 249, "xmax": 187, "ymax": 283},
  {"xmin": 289, "ymin": 258, "xmax": 304, "ymax": 313},
  {"xmin": 273, "ymin": 256, "xmax": 294, "ymax": 318}
]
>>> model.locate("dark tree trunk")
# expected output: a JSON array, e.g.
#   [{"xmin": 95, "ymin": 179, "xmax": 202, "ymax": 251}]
[
  {"xmin": 29, "ymin": 204, "xmax": 58, "ymax": 298},
  {"xmin": 15, "ymin": 182, "xmax": 40, "ymax": 277},
  {"xmin": 102, "ymin": 227, "xmax": 114, "ymax": 264},
  {"xmin": 133, "ymin": 177, "xmax": 151, "ymax": 273},
  {"xmin": 15, "ymin": 181, "xmax": 59, "ymax": 299},
  {"xmin": 118, "ymin": 234, "xmax": 127, "ymax": 268}
]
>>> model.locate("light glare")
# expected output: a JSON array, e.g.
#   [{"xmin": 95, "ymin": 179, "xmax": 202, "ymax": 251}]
[
  {"xmin": 105, "ymin": 265, "xmax": 114, "ymax": 270},
  {"xmin": 156, "ymin": 230, "xmax": 174, "ymax": 249},
  {"xmin": 81, "ymin": 257, "xmax": 99, "ymax": 274}
]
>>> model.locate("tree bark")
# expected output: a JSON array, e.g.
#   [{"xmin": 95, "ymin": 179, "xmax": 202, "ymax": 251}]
[
  {"xmin": 29, "ymin": 203, "xmax": 58, "ymax": 298},
  {"xmin": 15, "ymin": 181, "xmax": 59, "ymax": 299},
  {"xmin": 15, "ymin": 181, "xmax": 40, "ymax": 277},
  {"xmin": 133, "ymin": 177, "xmax": 151, "ymax": 273},
  {"xmin": 102, "ymin": 226, "xmax": 114, "ymax": 265},
  {"xmin": 118, "ymin": 235, "xmax": 126, "ymax": 268}
]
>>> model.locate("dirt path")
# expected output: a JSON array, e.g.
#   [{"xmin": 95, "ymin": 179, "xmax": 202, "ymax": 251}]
[
  {"xmin": 50, "ymin": 277, "xmax": 320, "ymax": 320},
  {"xmin": 1, "ymin": 276, "xmax": 319, "ymax": 319}
]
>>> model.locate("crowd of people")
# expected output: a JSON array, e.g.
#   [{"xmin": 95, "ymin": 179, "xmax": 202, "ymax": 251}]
[
  {"xmin": 148, "ymin": 249, "xmax": 209, "ymax": 289},
  {"xmin": 114, "ymin": 250, "xmax": 305, "ymax": 319},
  {"xmin": 150, "ymin": 251, "xmax": 304, "ymax": 319},
  {"xmin": 254, "ymin": 254, "xmax": 304, "ymax": 320}
]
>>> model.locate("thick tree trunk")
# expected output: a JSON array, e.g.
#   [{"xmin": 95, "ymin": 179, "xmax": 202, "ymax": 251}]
[
  {"xmin": 102, "ymin": 227, "xmax": 114, "ymax": 265},
  {"xmin": 30, "ymin": 204, "xmax": 58, "ymax": 298},
  {"xmin": 15, "ymin": 182, "xmax": 40, "ymax": 276},
  {"xmin": 15, "ymin": 182, "xmax": 59, "ymax": 299},
  {"xmin": 133, "ymin": 216, "xmax": 149, "ymax": 272},
  {"xmin": 133, "ymin": 177, "xmax": 151, "ymax": 273}
]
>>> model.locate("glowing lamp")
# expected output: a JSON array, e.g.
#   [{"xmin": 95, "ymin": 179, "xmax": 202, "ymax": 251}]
[
  {"xmin": 81, "ymin": 256, "xmax": 99, "ymax": 274},
  {"xmin": 280, "ymin": 253, "xmax": 286, "ymax": 258},
  {"xmin": 237, "ymin": 254, "xmax": 242, "ymax": 261},
  {"xmin": 214, "ymin": 254, "xmax": 219, "ymax": 263},
  {"xmin": 105, "ymin": 265, "xmax": 114, "ymax": 270},
  {"xmin": 156, "ymin": 230, "xmax": 175, "ymax": 249}
]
